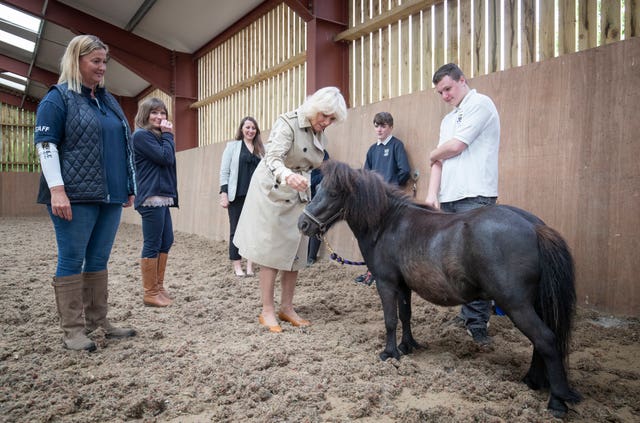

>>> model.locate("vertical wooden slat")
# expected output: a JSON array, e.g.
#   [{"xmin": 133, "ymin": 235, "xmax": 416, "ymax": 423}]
[
  {"xmin": 503, "ymin": 0, "xmax": 517, "ymax": 69},
  {"xmin": 400, "ymin": 17, "xmax": 411, "ymax": 95},
  {"xmin": 578, "ymin": 0, "xmax": 599, "ymax": 51},
  {"xmin": 363, "ymin": 33, "xmax": 372, "ymax": 105},
  {"xmin": 380, "ymin": 25, "xmax": 391, "ymax": 100},
  {"xmin": 349, "ymin": 0, "xmax": 356, "ymax": 106},
  {"xmin": 422, "ymin": 7, "xmax": 434, "ymax": 87},
  {"xmin": 626, "ymin": 0, "xmax": 640, "ymax": 38},
  {"xmin": 411, "ymin": 13, "xmax": 422, "ymax": 93},
  {"xmin": 389, "ymin": 0, "xmax": 401, "ymax": 98},
  {"xmin": 459, "ymin": 0, "xmax": 474, "ymax": 74},
  {"xmin": 354, "ymin": 1, "xmax": 363, "ymax": 106},
  {"xmin": 601, "ymin": 0, "xmax": 621, "ymax": 44},
  {"xmin": 486, "ymin": 0, "xmax": 499, "ymax": 72},
  {"xmin": 435, "ymin": 1, "xmax": 446, "ymax": 71},
  {"xmin": 447, "ymin": 0, "xmax": 459, "ymax": 66},
  {"xmin": 389, "ymin": 19, "xmax": 399, "ymax": 98},
  {"xmin": 538, "ymin": 0, "xmax": 555, "ymax": 59},
  {"xmin": 349, "ymin": 42, "xmax": 357, "ymax": 107},
  {"xmin": 560, "ymin": 0, "xmax": 577, "ymax": 55},
  {"xmin": 473, "ymin": 0, "xmax": 486, "ymax": 75},
  {"xmin": 371, "ymin": 30, "xmax": 382, "ymax": 102},
  {"xmin": 521, "ymin": 0, "xmax": 535, "ymax": 65}
]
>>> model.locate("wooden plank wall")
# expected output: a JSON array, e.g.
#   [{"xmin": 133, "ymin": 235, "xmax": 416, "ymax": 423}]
[
  {"xmin": 123, "ymin": 37, "xmax": 640, "ymax": 316},
  {"xmin": 140, "ymin": 0, "xmax": 640, "ymax": 151},
  {"xmin": 323, "ymin": 35, "xmax": 640, "ymax": 317},
  {"xmin": 0, "ymin": 103, "xmax": 38, "ymax": 172},
  {"xmin": 193, "ymin": 3, "xmax": 306, "ymax": 147},
  {"xmin": 346, "ymin": 0, "xmax": 639, "ymax": 108},
  {"xmin": 0, "ymin": 172, "xmax": 47, "ymax": 217}
]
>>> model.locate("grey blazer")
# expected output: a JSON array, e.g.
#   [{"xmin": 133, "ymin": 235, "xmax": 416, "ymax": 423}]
[{"xmin": 219, "ymin": 140, "xmax": 242, "ymax": 201}]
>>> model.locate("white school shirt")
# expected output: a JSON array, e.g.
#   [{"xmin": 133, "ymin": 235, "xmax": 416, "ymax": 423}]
[{"xmin": 438, "ymin": 89, "xmax": 500, "ymax": 203}]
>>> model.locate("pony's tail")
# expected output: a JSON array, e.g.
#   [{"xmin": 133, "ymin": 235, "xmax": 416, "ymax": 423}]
[{"xmin": 535, "ymin": 225, "xmax": 577, "ymax": 360}]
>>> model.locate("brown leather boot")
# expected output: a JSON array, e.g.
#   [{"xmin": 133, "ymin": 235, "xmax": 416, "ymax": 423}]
[
  {"xmin": 141, "ymin": 257, "xmax": 170, "ymax": 307},
  {"xmin": 52, "ymin": 274, "xmax": 97, "ymax": 352},
  {"xmin": 83, "ymin": 270, "xmax": 136, "ymax": 338},
  {"xmin": 157, "ymin": 252, "xmax": 173, "ymax": 303}
]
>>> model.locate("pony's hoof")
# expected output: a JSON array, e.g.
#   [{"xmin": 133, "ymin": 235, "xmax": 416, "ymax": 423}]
[
  {"xmin": 547, "ymin": 396, "xmax": 568, "ymax": 419},
  {"xmin": 379, "ymin": 350, "xmax": 400, "ymax": 361},
  {"xmin": 398, "ymin": 339, "xmax": 422, "ymax": 355}
]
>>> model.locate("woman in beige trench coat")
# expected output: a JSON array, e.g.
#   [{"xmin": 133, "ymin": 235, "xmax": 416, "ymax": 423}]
[{"xmin": 233, "ymin": 87, "xmax": 347, "ymax": 332}]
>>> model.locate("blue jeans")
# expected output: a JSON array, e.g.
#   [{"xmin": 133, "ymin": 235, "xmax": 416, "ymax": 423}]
[
  {"xmin": 440, "ymin": 196, "xmax": 496, "ymax": 329},
  {"xmin": 48, "ymin": 203, "xmax": 123, "ymax": 277},
  {"xmin": 137, "ymin": 206, "xmax": 174, "ymax": 258}
]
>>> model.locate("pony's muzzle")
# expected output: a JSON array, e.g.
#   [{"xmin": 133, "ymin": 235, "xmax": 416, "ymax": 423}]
[{"xmin": 297, "ymin": 214, "xmax": 316, "ymax": 235}]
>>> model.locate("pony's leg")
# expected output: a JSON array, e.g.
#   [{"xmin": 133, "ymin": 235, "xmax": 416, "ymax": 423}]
[
  {"xmin": 376, "ymin": 281, "xmax": 400, "ymax": 361},
  {"xmin": 522, "ymin": 348, "xmax": 550, "ymax": 390},
  {"xmin": 397, "ymin": 286, "xmax": 421, "ymax": 355},
  {"xmin": 508, "ymin": 307, "xmax": 581, "ymax": 418}
]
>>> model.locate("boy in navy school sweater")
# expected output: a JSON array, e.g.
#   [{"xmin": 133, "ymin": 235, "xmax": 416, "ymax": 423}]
[{"xmin": 355, "ymin": 112, "xmax": 411, "ymax": 285}]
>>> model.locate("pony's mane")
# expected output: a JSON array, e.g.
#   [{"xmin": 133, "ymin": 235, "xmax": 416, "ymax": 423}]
[{"xmin": 320, "ymin": 160, "xmax": 420, "ymax": 232}]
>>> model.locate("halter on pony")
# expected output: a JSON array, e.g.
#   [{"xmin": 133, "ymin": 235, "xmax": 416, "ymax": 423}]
[{"xmin": 302, "ymin": 208, "xmax": 366, "ymax": 266}]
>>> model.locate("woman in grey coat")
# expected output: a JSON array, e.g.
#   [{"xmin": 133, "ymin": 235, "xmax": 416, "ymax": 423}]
[
  {"xmin": 219, "ymin": 116, "xmax": 264, "ymax": 277},
  {"xmin": 234, "ymin": 87, "xmax": 347, "ymax": 332}
]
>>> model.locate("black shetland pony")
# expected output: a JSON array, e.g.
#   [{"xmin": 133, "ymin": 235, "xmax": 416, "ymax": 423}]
[{"xmin": 298, "ymin": 160, "xmax": 582, "ymax": 418}]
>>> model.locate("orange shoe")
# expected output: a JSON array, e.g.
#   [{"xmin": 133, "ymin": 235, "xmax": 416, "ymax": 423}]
[
  {"xmin": 277, "ymin": 311, "xmax": 311, "ymax": 327},
  {"xmin": 258, "ymin": 314, "xmax": 282, "ymax": 333}
]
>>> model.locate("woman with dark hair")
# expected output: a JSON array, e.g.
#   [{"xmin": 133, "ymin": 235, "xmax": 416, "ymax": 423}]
[
  {"xmin": 219, "ymin": 116, "xmax": 264, "ymax": 277},
  {"xmin": 133, "ymin": 97, "xmax": 178, "ymax": 307}
]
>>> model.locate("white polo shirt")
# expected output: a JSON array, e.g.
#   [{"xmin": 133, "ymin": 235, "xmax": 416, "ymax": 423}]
[{"xmin": 438, "ymin": 89, "xmax": 500, "ymax": 203}]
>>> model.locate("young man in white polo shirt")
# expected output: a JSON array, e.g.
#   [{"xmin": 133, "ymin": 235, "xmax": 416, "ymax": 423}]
[{"xmin": 425, "ymin": 63, "xmax": 500, "ymax": 346}]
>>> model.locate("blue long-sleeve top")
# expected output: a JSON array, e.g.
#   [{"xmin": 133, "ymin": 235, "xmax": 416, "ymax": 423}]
[{"xmin": 133, "ymin": 128, "xmax": 178, "ymax": 209}]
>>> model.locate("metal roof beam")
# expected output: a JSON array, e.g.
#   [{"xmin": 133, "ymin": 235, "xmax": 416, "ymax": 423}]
[
  {"xmin": 3, "ymin": 0, "xmax": 173, "ymax": 93},
  {"xmin": 125, "ymin": 0, "xmax": 157, "ymax": 32},
  {"xmin": 0, "ymin": 53, "xmax": 57, "ymax": 86}
]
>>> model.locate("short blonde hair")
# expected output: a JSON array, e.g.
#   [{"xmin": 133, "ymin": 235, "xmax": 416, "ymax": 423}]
[
  {"xmin": 299, "ymin": 86, "xmax": 347, "ymax": 123},
  {"xmin": 58, "ymin": 35, "xmax": 108, "ymax": 93}
]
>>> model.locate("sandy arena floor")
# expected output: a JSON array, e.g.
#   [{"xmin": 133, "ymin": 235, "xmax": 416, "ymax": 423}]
[{"xmin": 1, "ymin": 216, "xmax": 638, "ymax": 422}]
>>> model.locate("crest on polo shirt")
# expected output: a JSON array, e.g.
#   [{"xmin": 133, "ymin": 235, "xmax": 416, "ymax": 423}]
[{"xmin": 455, "ymin": 110, "xmax": 464, "ymax": 125}]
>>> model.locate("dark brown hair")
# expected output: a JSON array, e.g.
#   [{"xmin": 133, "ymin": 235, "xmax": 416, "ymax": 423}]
[{"xmin": 235, "ymin": 116, "xmax": 265, "ymax": 157}]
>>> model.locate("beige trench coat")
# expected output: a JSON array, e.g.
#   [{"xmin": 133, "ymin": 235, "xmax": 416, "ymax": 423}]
[{"xmin": 233, "ymin": 110, "xmax": 327, "ymax": 271}]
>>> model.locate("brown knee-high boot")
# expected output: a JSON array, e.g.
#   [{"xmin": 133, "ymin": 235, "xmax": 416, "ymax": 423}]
[
  {"xmin": 141, "ymin": 257, "xmax": 170, "ymax": 307},
  {"xmin": 52, "ymin": 274, "xmax": 96, "ymax": 352},
  {"xmin": 83, "ymin": 270, "xmax": 136, "ymax": 338},
  {"xmin": 157, "ymin": 252, "xmax": 173, "ymax": 303}
]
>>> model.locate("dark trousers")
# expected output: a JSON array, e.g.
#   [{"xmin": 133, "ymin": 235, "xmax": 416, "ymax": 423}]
[
  {"xmin": 137, "ymin": 206, "xmax": 174, "ymax": 258},
  {"xmin": 228, "ymin": 197, "xmax": 245, "ymax": 261},
  {"xmin": 440, "ymin": 196, "xmax": 496, "ymax": 330},
  {"xmin": 307, "ymin": 235, "xmax": 322, "ymax": 260}
]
